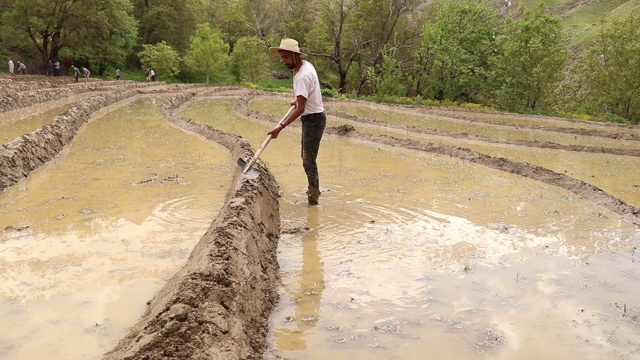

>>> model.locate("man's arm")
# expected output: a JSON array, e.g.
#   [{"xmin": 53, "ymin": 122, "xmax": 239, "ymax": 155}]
[{"xmin": 268, "ymin": 95, "xmax": 307, "ymax": 138}]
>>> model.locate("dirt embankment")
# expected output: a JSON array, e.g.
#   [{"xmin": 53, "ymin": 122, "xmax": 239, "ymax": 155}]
[{"xmin": 103, "ymin": 89, "xmax": 281, "ymax": 359}]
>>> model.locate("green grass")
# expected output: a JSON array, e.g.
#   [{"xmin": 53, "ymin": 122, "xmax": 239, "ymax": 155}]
[{"xmin": 520, "ymin": 0, "xmax": 640, "ymax": 50}]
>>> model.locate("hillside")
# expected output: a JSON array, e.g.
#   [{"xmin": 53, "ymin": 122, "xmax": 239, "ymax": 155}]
[{"xmin": 520, "ymin": 0, "xmax": 640, "ymax": 49}]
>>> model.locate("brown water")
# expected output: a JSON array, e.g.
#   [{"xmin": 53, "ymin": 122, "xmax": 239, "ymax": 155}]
[
  {"xmin": 180, "ymin": 97, "xmax": 640, "ymax": 360},
  {"xmin": 1, "ymin": 93, "xmax": 638, "ymax": 359},
  {"xmin": 0, "ymin": 93, "xmax": 99, "ymax": 143},
  {"xmin": 0, "ymin": 96, "xmax": 233, "ymax": 359}
]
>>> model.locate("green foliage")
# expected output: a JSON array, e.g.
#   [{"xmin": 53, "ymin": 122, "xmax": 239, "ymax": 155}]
[
  {"xmin": 602, "ymin": 113, "xmax": 629, "ymax": 124},
  {"xmin": 416, "ymin": 0, "xmax": 500, "ymax": 102},
  {"xmin": 521, "ymin": 0, "xmax": 639, "ymax": 50},
  {"xmin": 371, "ymin": 52, "xmax": 407, "ymax": 96},
  {"xmin": 491, "ymin": 2, "xmax": 567, "ymax": 111},
  {"xmin": 1, "ymin": 0, "xmax": 137, "ymax": 71},
  {"xmin": 77, "ymin": 0, "xmax": 138, "ymax": 75},
  {"xmin": 231, "ymin": 36, "xmax": 269, "ymax": 83},
  {"xmin": 132, "ymin": 0, "xmax": 200, "ymax": 52},
  {"xmin": 138, "ymin": 41, "xmax": 180, "ymax": 78},
  {"xmin": 574, "ymin": 15, "xmax": 640, "ymax": 122},
  {"xmin": 321, "ymin": 88, "xmax": 338, "ymax": 98},
  {"xmin": 184, "ymin": 24, "xmax": 230, "ymax": 84}
]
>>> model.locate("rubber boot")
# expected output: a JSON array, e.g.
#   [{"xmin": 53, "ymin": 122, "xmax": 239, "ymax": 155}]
[{"xmin": 307, "ymin": 185, "xmax": 320, "ymax": 205}]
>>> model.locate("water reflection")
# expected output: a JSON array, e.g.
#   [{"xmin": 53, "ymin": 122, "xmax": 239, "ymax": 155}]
[{"xmin": 274, "ymin": 206, "xmax": 324, "ymax": 350}]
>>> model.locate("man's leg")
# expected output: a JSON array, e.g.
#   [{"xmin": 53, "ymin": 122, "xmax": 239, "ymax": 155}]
[{"xmin": 301, "ymin": 114, "xmax": 326, "ymax": 205}]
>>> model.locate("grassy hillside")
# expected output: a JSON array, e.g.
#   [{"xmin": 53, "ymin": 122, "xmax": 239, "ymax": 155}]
[{"xmin": 520, "ymin": 0, "xmax": 640, "ymax": 50}]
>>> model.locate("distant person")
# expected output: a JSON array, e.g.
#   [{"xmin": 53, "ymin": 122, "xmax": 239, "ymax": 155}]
[
  {"xmin": 54, "ymin": 60, "xmax": 60, "ymax": 76},
  {"xmin": 81, "ymin": 66, "xmax": 90, "ymax": 79},
  {"xmin": 145, "ymin": 68, "xmax": 151, "ymax": 82},
  {"xmin": 115, "ymin": 68, "xmax": 121, "ymax": 80},
  {"xmin": 150, "ymin": 68, "xmax": 155, "ymax": 81},
  {"xmin": 7, "ymin": 59, "xmax": 14, "ymax": 74},
  {"xmin": 47, "ymin": 60, "xmax": 54, "ymax": 76},
  {"xmin": 17, "ymin": 61, "xmax": 26, "ymax": 75},
  {"xmin": 72, "ymin": 65, "xmax": 80, "ymax": 82}
]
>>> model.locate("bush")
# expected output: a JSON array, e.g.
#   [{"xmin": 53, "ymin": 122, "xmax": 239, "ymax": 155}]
[
  {"xmin": 602, "ymin": 113, "xmax": 629, "ymax": 124},
  {"xmin": 321, "ymin": 88, "xmax": 338, "ymax": 98}
]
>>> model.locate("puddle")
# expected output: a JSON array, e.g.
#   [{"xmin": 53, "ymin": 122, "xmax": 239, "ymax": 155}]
[
  {"xmin": 0, "ymin": 97, "xmax": 233, "ymax": 359},
  {"xmin": 179, "ymin": 98, "xmax": 640, "ymax": 359}
]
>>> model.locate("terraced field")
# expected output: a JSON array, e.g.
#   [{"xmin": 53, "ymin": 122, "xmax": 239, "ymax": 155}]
[{"xmin": 1, "ymin": 75, "xmax": 638, "ymax": 359}]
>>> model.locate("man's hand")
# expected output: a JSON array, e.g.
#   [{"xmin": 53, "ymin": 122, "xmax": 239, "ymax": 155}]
[{"xmin": 268, "ymin": 124, "xmax": 284, "ymax": 138}]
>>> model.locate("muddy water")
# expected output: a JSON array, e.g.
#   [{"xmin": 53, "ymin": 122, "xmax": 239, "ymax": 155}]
[
  {"xmin": 0, "ymin": 96, "xmax": 233, "ymax": 359},
  {"xmin": 180, "ymin": 98, "xmax": 640, "ymax": 359},
  {"xmin": 0, "ymin": 93, "xmax": 100, "ymax": 143},
  {"xmin": 324, "ymin": 101, "xmax": 640, "ymax": 150}
]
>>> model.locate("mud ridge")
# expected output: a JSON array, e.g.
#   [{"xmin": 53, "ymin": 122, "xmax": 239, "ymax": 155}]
[
  {"xmin": 329, "ymin": 110, "xmax": 640, "ymax": 157},
  {"xmin": 0, "ymin": 80, "xmax": 168, "ymax": 113},
  {"xmin": 104, "ymin": 87, "xmax": 281, "ymax": 360},
  {"xmin": 326, "ymin": 98, "xmax": 640, "ymax": 141},
  {"xmin": 0, "ymin": 89, "xmax": 142, "ymax": 190}
]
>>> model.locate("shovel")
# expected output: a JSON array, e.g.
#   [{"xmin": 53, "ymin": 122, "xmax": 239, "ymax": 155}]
[{"xmin": 237, "ymin": 105, "xmax": 296, "ymax": 179}]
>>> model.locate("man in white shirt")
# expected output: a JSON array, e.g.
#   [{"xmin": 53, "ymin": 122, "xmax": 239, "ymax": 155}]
[
  {"xmin": 8, "ymin": 59, "xmax": 14, "ymax": 74},
  {"xmin": 267, "ymin": 38, "xmax": 326, "ymax": 205}
]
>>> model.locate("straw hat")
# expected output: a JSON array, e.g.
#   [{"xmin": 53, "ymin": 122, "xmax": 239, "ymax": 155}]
[{"xmin": 269, "ymin": 38, "xmax": 307, "ymax": 56}]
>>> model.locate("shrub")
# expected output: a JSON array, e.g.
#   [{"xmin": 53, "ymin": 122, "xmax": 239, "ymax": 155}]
[{"xmin": 602, "ymin": 113, "xmax": 628, "ymax": 124}]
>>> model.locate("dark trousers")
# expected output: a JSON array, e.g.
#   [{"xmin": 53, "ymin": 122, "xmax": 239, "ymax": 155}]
[{"xmin": 301, "ymin": 112, "xmax": 326, "ymax": 192}]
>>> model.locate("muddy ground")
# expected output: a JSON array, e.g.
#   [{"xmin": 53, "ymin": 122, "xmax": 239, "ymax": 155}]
[{"xmin": 1, "ymin": 75, "xmax": 638, "ymax": 359}]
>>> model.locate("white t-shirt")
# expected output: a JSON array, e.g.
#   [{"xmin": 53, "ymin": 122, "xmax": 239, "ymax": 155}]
[{"xmin": 293, "ymin": 60, "xmax": 324, "ymax": 116}]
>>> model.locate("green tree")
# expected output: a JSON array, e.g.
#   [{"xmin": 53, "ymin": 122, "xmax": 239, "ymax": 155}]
[
  {"xmin": 304, "ymin": 0, "xmax": 363, "ymax": 94},
  {"xmin": 574, "ymin": 16, "xmax": 640, "ymax": 123},
  {"xmin": 416, "ymin": 0, "xmax": 499, "ymax": 102},
  {"xmin": 132, "ymin": 0, "xmax": 200, "ymax": 52},
  {"xmin": 231, "ymin": 35, "xmax": 269, "ymax": 83},
  {"xmin": 211, "ymin": 0, "xmax": 248, "ymax": 46},
  {"xmin": 372, "ymin": 50, "xmax": 406, "ymax": 96},
  {"xmin": 184, "ymin": 23, "xmax": 230, "ymax": 84},
  {"xmin": 303, "ymin": 0, "xmax": 420, "ymax": 95},
  {"xmin": 138, "ymin": 41, "xmax": 180, "ymax": 79},
  {"xmin": 350, "ymin": 0, "xmax": 421, "ymax": 95},
  {"xmin": 75, "ymin": 0, "xmax": 138, "ymax": 75},
  {"xmin": 491, "ymin": 2, "xmax": 567, "ymax": 111},
  {"xmin": 0, "ymin": 0, "xmax": 137, "ymax": 70}
]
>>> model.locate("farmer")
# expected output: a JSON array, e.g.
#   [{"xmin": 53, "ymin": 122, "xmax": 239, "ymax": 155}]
[
  {"xmin": 72, "ymin": 65, "xmax": 80, "ymax": 82},
  {"xmin": 267, "ymin": 38, "xmax": 326, "ymax": 205},
  {"xmin": 8, "ymin": 59, "xmax": 14, "ymax": 74},
  {"xmin": 16, "ymin": 61, "xmax": 26, "ymax": 74},
  {"xmin": 81, "ymin": 66, "xmax": 90, "ymax": 79}
]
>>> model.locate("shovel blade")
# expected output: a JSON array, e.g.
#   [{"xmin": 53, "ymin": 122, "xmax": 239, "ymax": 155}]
[{"xmin": 236, "ymin": 157, "xmax": 260, "ymax": 179}]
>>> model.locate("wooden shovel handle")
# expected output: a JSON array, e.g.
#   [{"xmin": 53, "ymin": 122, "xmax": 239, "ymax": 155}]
[{"xmin": 243, "ymin": 105, "xmax": 296, "ymax": 173}]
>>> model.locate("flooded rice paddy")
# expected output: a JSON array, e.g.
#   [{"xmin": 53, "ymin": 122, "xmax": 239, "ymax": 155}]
[
  {"xmin": 0, "ymin": 96, "xmax": 233, "ymax": 359},
  {"xmin": 181, "ymin": 96, "xmax": 640, "ymax": 359},
  {"xmin": 1, "ymin": 86, "xmax": 639, "ymax": 359}
]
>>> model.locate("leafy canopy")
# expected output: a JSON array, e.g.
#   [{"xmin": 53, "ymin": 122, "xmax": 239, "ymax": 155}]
[{"xmin": 138, "ymin": 41, "xmax": 180, "ymax": 78}]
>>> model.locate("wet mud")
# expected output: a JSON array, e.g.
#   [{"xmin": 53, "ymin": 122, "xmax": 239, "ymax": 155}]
[{"xmin": 1, "ymin": 76, "xmax": 638, "ymax": 359}]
